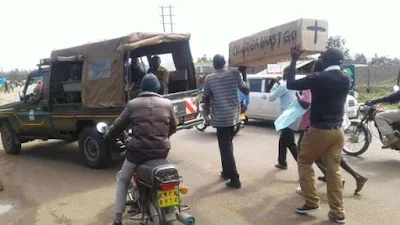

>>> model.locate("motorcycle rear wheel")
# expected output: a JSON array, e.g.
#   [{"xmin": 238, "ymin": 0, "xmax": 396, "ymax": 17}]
[
  {"xmin": 146, "ymin": 202, "xmax": 174, "ymax": 225},
  {"xmin": 232, "ymin": 123, "xmax": 242, "ymax": 136},
  {"xmin": 343, "ymin": 121, "xmax": 370, "ymax": 156},
  {"xmin": 195, "ymin": 111, "xmax": 208, "ymax": 131}
]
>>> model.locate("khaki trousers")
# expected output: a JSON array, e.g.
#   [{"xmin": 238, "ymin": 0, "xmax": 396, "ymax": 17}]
[{"xmin": 298, "ymin": 127, "xmax": 345, "ymax": 218}]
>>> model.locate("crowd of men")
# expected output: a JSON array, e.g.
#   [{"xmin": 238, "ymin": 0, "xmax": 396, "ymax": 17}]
[
  {"xmin": 106, "ymin": 46, "xmax": 400, "ymax": 225},
  {"xmin": 198, "ymin": 47, "xmax": 354, "ymax": 224}
]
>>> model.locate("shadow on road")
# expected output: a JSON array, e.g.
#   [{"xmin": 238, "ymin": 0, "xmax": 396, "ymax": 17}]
[
  {"xmin": 347, "ymin": 157, "xmax": 400, "ymax": 182},
  {"xmin": 0, "ymin": 140, "xmax": 124, "ymax": 211},
  {"xmin": 20, "ymin": 140, "xmax": 124, "ymax": 169}
]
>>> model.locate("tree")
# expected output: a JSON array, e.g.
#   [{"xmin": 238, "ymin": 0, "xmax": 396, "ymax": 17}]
[
  {"xmin": 353, "ymin": 53, "xmax": 367, "ymax": 64},
  {"xmin": 327, "ymin": 35, "xmax": 353, "ymax": 64},
  {"xmin": 369, "ymin": 53, "xmax": 392, "ymax": 65}
]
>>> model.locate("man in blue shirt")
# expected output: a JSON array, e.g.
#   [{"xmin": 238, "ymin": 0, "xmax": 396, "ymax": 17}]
[{"xmin": 269, "ymin": 67, "xmax": 299, "ymax": 169}]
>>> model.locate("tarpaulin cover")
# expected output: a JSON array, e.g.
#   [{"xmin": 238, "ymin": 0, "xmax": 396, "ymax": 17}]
[{"xmin": 50, "ymin": 32, "xmax": 190, "ymax": 108}]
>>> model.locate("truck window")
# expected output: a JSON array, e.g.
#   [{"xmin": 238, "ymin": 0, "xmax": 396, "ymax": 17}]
[
  {"xmin": 25, "ymin": 74, "xmax": 44, "ymax": 99},
  {"xmin": 138, "ymin": 56, "xmax": 149, "ymax": 72},
  {"xmin": 157, "ymin": 53, "xmax": 176, "ymax": 72},
  {"xmin": 50, "ymin": 61, "xmax": 83, "ymax": 104},
  {"xmin": 265, "ymin": 78, "xmax": 277, "ymax": 93},
  {"xmin": 88, "ymin": 57, "xmax": 111, "ymax": 81}
]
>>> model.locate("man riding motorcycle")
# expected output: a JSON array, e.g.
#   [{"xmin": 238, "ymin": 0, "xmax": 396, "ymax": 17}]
[
  {"xmin": 105, "ymin": 73, "xmax": 177, "ymax": 225},
  {"xmin": 366, "ymin": 89, "xmax": 400, "ymax": 148}
]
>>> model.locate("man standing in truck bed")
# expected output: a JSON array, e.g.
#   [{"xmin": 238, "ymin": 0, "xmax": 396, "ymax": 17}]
[{"xmin": 148, "ymin": 55, "xmax": 170, "ymax": 95}]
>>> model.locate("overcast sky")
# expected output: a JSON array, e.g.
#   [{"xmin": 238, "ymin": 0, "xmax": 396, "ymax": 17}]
[{"xmin": 0, "ymin": 0, "xmax": 398, "ymax": 71}]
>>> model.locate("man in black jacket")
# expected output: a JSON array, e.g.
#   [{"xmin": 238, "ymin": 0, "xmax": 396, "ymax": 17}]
[
  {"xmin": 286, "ymin": 47, "xmax": 349, "ymax": 224},
  {"xmin": 366, "ymin": 91, "xmax": 400, "ymax": 148}
]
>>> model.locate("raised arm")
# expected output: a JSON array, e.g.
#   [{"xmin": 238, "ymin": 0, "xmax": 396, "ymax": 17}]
[
  {"xmin": 236, "ymin": 67, "xmax": 249, "ymax": 95},
  {"xmin": 286, "ymin": 46, "xmax": 315, "ymax": 90}
]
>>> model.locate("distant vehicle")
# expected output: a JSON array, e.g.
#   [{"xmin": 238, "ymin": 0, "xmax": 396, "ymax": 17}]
[{"xmin": 246, "ymin": 74, "xmax": 359, "ymax": 121}]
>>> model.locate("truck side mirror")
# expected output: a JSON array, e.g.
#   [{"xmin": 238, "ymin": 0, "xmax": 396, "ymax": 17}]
[{"xmin": 19, "ymin": 91, "xmax": 25, "ymax": 101}]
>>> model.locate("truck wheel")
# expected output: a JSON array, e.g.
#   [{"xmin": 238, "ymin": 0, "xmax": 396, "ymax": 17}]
[
  {"xmin": 78, "ymin": 127, "xmax": 110, "ymax": 169},
  {"xmin": 1, "ymin": 122, "xmax": 21, "ymax": 154}
]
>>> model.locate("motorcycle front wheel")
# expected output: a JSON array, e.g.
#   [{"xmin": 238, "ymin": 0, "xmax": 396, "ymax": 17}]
[{"xmin": 343, "ymin": 121, "xmax": 371, "ymax": 156}]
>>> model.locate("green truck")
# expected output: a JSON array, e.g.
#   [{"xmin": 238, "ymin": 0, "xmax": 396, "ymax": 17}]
[{"xmin": 0, "ymin": 32, "xmax": 202, "ymax": 169}]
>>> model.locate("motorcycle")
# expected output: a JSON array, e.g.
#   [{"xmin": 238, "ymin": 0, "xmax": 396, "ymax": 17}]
[
  {"xmin": 194, "ymin": 103, "xmax": 247, "ymax": 136},
  {"xmin": 343, "ymin": 85, "xmax": 400, "ymax": 156},
  {"xmin": 96, "ymin": 122, "xmax": 195, "ymax": 225}
]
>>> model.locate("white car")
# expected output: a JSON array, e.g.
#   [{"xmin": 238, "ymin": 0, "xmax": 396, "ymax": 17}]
[{"xmin": 246, "ymin": 74, "xmax": 359, "ymax": 121}]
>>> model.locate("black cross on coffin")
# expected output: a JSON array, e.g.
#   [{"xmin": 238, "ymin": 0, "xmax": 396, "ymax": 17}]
[{"xmin": 307, "ymin": 20, "xmax": 326, "ymax": 44}]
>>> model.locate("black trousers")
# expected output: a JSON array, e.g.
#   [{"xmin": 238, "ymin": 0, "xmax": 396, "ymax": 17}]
[
  {"xmin": 278, "ymin": 128, "xmax": 298, "ymax": 166},
  {"xmin": 216, "ymin": 126, "xmax": 239, "ymax": 180}
]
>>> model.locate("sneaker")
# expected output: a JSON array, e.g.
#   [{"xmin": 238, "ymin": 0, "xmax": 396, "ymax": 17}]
[
  {"xmin": 328, "ymin": 211, "xmax": 346, "ymax": 224},
  {"xmin": 355, "ymin": 177, "xmax": 368, "ymax": 194},
  {"xmin": 275, "ymin": 164, "xmax": 287, "ymax": 170},
  {"xmin": 296, "ymin": 205, "xmax": 321, "ymax": 214},
  {"xmin": 113, "ymin": 221, "xmax": 122, "ymax": 225},
  {"xmin": 296, "ymin": 187, "xmax": 302, "ymax": 195},
  {"xmin": 225, "ymin": 179, "xmax": 241, "ymax": 189}
]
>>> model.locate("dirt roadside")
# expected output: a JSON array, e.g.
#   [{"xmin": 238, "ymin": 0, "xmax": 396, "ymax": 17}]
[{"xmin": 0, "ymin": 89, "xmax": 41, "ymax": 225}]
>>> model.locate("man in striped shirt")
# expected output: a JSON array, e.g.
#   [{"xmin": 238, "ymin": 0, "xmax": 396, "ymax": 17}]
[{"xmin": 203, "ymin": 54, "xmax": 250, "ymax": 189}]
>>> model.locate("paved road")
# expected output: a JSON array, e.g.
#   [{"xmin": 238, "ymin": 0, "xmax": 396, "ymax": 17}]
[{"xmin": 1, "ymin": 120, "xmax": 400, "ymax": 225}]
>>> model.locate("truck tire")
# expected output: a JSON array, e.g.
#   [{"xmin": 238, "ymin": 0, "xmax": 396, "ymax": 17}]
[
  {"xmin": 1, "ymin": 122, "xmax": 21, "ymax": 154},
  {"xmin": 78, "ymin": 127, "xmax": 110, "ymax": 169}
]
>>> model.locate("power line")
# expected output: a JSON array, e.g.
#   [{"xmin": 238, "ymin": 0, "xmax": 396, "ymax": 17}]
[{"xmin": 160, "ymin": 5, "xmax": 175, "ymax": 33}]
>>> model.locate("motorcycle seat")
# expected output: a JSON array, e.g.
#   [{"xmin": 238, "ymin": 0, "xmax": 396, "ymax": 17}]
[{"xmin": 136, "ymin": 159, "xmax": 177, "ymax": 185}]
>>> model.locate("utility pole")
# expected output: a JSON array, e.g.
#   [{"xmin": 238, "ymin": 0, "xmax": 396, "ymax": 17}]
[{"xmin": 160, "ymin": 5, "xmax": 175, "ymax": 33}]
